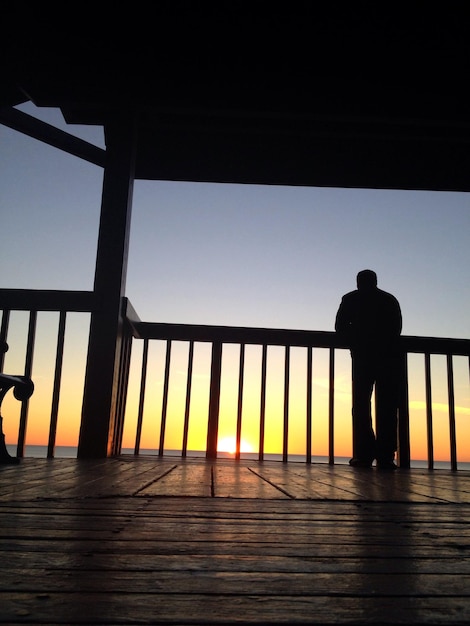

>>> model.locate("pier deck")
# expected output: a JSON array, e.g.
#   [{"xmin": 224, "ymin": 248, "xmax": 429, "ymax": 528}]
[{"xmin": 1, "ymin": 456, "xmax": 470, "ymax": 624}]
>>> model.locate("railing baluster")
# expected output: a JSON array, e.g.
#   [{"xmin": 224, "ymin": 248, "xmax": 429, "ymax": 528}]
[
  {"xmin": 159, "ymin": 340, "xmax": 172, "ymax": 456},
  {"xmin": 235, "ymin": 343, "xmax": 245, "ymax": 460},
  {"xmin": 283, "ymin": 345, "xmax": 290, "ymax": 463},
  {"xmin": 47, "ymin": 311, "xmax": 67, "ymax": 458},
  {"xmin": 447, "ymin": 354, "xmax": 457, "ymax": 471},
  {"xmin": 259, "ymin": 344, "xmax": 267, "ymax": 461},
  {"xmin": 207, "ymin": 341, "xmax": 222, "ymax": 459},
  {"xmin": 17, "ymin": 310, "xmax": 37, "ymax": 458},
  {"xmin": 113, "ymin": 325, "xmax": 133, "ymax": 456},
  {"xmin": 328, "ymin": 347, "xmax": 335, "ymax": 465},
  {"xmin": 306, "ymin": 346, "xmax": 313, "ymax": 463},
  {"xmin": 424, "ymin": 352, "xmax": 434, "ymax": 469},
  {"xmin": 182, "ymin": 340, "xmax": 194, "ymax": 457},
  {"xmin": 134, "ymin": 339, "xmax": 149, "ymax": 455},
  {"xmin": 397, "ymin": 354, "xmax": 411, "ymax": 468}
]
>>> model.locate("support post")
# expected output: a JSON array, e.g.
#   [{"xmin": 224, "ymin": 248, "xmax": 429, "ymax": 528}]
[
  {"xmin": 206, "ymin": 341, "xmax": 222, "ymax": 459},
  {"xmin": 78, "ymin": 114, "xmax": 136, "ymax": 458}
]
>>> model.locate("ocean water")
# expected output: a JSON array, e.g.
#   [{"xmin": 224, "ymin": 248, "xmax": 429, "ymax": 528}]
[{"xmin": 6, "ymin": 445, "xmax": 469, "ymax": 470}]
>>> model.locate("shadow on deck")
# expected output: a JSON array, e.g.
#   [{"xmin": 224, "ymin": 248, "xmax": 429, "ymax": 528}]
[{"xmin": 1, "ymin": 457, "xmax": 470, "ymax": 624}]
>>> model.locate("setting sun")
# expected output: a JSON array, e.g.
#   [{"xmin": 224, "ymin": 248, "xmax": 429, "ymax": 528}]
[{"xmin": 217, "ymin": 436, "xmax": 253, "ymax": 455}]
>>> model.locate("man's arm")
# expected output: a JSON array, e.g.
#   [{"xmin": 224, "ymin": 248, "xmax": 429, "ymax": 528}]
[
  {"xmin": 335, "ymin": 296, "xmax": 352, "ymax": 340},
  {"xmin": 395, "ymin": 299, "xmax": 403, "ymax": 336}
]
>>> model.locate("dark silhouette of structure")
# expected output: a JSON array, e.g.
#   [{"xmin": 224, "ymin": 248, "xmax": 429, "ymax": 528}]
[
  {"xmin": 1, "ymin": 5, "xmax": 470, "ymax": 458},
  {"xmin": 335, "ymin": 270, "xmax": 402, "ymax": 469}
]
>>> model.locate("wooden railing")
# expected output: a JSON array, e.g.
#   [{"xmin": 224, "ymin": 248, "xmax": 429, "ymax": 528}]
[
  {"xmin": 125, "ymin": 300, "xmax": 470, "ymax": 470},
  {"xmin": 1, "ymin": 290, "xmax": 469, "ymax": 469},
  {"xmin": 0, "ymin": 289, "xmax": 95, "ymax": 457}
]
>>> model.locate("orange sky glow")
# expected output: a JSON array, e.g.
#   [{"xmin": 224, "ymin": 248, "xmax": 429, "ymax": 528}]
[{"xmin": 3, "ymin": 328, "xmax": 469, "ymax": 464}]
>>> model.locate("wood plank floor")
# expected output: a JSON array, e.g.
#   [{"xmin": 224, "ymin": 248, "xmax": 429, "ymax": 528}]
[{"xmin": 1, "ymin": 457, "xmax": 470, "ymax": 625}]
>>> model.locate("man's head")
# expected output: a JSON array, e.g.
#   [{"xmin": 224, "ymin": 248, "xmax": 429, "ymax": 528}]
[{"xmin": 357, "ymin": 269, "xmax": 377, "ymax": 291}]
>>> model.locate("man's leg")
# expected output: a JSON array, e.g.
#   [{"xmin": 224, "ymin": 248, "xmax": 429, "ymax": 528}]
[
  {"xmin": 375, "ymin": 356, "xmax": 399, "ymax": 465},
  {"xmin": 351, "ymin": 355, "xmax": 376, "ymax": 465}
]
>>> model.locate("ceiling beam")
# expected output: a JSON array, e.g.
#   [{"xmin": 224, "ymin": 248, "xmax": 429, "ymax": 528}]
[{"xmin": 0, "ymin": 107, "xmax": 106, "ymax": 167}]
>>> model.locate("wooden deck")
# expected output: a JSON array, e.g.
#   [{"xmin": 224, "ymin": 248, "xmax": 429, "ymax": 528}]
[{"xmin": 1, "ymin": 457, "xmax": 470, "ymax": 625}]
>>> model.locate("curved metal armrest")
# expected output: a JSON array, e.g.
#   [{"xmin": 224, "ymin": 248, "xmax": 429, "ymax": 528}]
[
  {"xmin": 0, "ymin": 364, "xmax": 35, "ymax": 464},
  {"xmin": 0, "ymin": 374, "xmax": 35, "ymax": 405}
]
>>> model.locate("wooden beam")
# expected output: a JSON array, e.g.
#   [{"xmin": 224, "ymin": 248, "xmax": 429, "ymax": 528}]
[
  {"xmin": 0, "ymin": 106, "xmax": 106, "ymax": 167},
  {"xmin": 78, "ymin": 114, "xmax": 136, "ymax": 458}
]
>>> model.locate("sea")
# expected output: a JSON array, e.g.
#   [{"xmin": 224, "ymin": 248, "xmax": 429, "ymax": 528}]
[{"xmin": 6, "ymin": 445, "xmax": 469, "ymax": 470}]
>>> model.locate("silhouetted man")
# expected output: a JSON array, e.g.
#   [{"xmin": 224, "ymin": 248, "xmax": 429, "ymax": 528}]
[{"xmin": 335, "ymin": 270, "xmax": 402, "ymax": 470}]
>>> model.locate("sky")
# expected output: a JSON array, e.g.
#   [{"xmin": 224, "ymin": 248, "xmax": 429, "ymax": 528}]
[
  {"xmin": 2, "ymin": 103, "xmax": 469, "ymax": 338},
  {"xmin": 1, "ymin": 102, "xmax": 469, "ymax": 462}
]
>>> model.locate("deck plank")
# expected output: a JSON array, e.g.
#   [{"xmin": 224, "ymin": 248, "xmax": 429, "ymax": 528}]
[{"xmin": 1, "ymin": 458, "xmax": 470, "ymax": 624}]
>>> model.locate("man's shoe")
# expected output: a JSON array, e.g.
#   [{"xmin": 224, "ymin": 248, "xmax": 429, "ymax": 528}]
[
  {"xmin": 349, "ymin": 458, "xmax": 372, "ymax": 468},
  {"xmin": 376, "ymin": 460, "xmax": 397, "ymax": 471}
]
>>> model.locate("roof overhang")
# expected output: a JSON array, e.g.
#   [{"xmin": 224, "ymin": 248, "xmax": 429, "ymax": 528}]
[{"xmin": 3, "ymin": 4, "xmax": 470, "ymax": 191}]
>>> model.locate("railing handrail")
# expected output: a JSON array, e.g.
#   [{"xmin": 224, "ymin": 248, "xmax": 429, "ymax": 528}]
[
  {"xmin": 2, "ymin": 292, "xmax": 468, "ymax": 355},
  {"xmin": 128, "ymin": 320, "xmax": 470, "ymax": 357},
  {"xmin": 0, "ymin": 288, "xmax": 96, "ymax": 312}
]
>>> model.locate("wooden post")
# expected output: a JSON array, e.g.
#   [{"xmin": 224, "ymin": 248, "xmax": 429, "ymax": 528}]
[
  {"xmin": 328, "ymin": 348, "xmax": 335, "ymax": 464},
  {"xmin": 78, "ymin": 114, "xmax": 136, "ymax": 458},
  {"xmin": 16, "ymin": 310, "xmax": 36, "ymax": 458},
  {"xmin": 282, "ymin": 345, "xmax": 290, "ymax": 463},
  {"xmin": 306, "ymin": 346, "xmax": 313, "ymax": 463},
  {"xmin": 206, "ymin": 341, "xmax": 222, "ymax": 459},
  {"xmin": 259, "ymin": 344, "xmax": 267, "ymax": 461},
  {"xmin": 447, "ymin": 354, "xmax": 457, "ymax": 471},
  {"xmin": 397, "ymin": 353, "xmax": 411, "ymax": 468},
  {"xmin": 235, "ymin": 343, "xmax": 245, "ymax": 460}
]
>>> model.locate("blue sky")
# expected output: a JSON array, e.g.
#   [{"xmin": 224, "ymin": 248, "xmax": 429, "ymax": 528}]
[{"xmin": 1, "ymin": 101, "xmax": 470, "ymax": 340}]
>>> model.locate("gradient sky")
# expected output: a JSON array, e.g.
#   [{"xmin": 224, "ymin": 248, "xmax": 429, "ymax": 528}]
[
  {"xmin": 1, "ymin": 102, "xmax": 469, "ymax": 461},
  {"xmin": 2, "ymin": 102, "xmax": 469, "ymax": 339}
]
